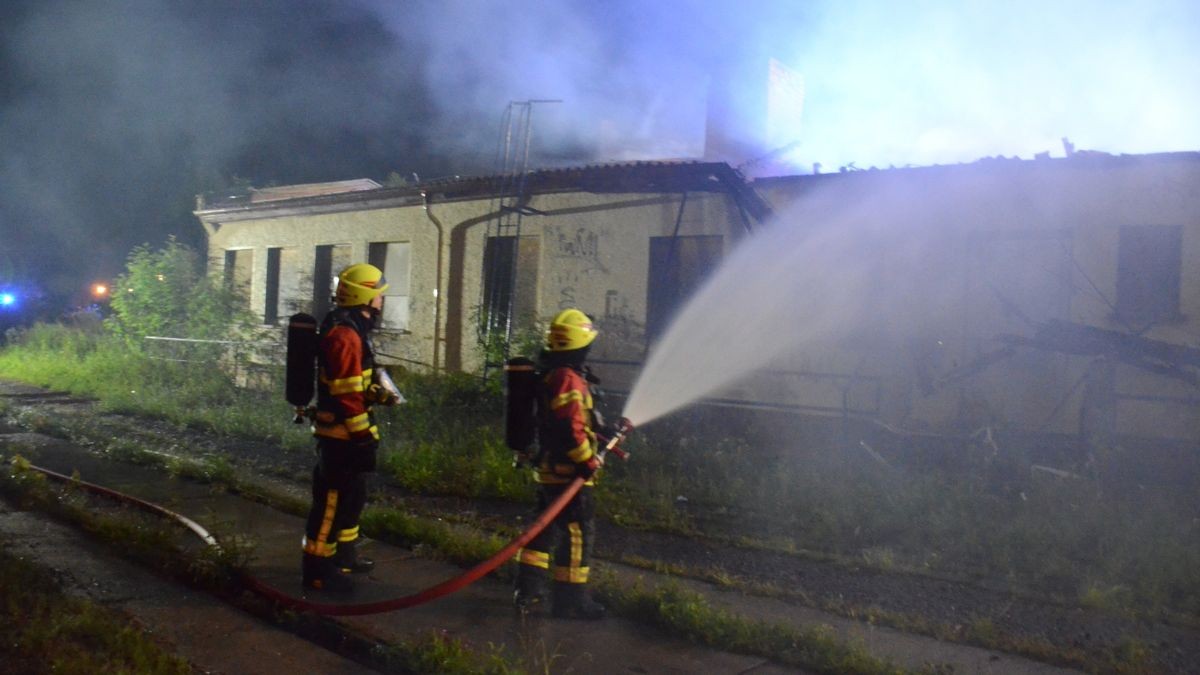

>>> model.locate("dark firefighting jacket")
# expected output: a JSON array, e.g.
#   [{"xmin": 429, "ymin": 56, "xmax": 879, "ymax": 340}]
[
  {"xmin": 313, "ymin": 308, "xmax": 380, "ymax": 443},
  {"xmin": 535, "ymin": 365, "xmax": 598, "ymax": 485}
]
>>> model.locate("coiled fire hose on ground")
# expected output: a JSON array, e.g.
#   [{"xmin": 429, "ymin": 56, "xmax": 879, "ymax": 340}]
[{"xmin": 19, "ymin": 420, "xmax": 632, "ymax": 617}]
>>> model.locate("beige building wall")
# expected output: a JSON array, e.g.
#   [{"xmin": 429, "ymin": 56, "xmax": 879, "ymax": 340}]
[
  {"xmin": 198, "ymin": 182, "xmax": 752, "ymax": 382},
  {"xmin": 197, "ymin": 155, "xmax": 1199, "ymax": 443},
  {"xmin": 439, "ymin": 190, "xmax": 749, "ymax": 384},
  {"xmin": 201, "ymin": 200, "xmax": 449, "ymax": 368}
]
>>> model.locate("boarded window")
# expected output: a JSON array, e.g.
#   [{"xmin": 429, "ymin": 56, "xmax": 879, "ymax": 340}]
[
  {"xmin": 482, "ymin": 236, "xmax": 540, "ymax": 335},
  {"xmin": 646, "ymin": 235, "xmax": 722, "ymax": 342},
  {"xmin": 223, "ymin": 249, "xmax": 254, "ymax": 308},
  {"xmin": 313, "ymin": 244, "xmax": 352, "ymax": 319},
  {"xmin": 368, "ymin": 241, "xmax": 412, "ymax": 331},
  {"xmin": 1116, "ymin": 225, "xmax": 1182, "ymax": 328},
  {"xmin": 264, "ymin": 247, "xmax": 300, "ymax": 324}
]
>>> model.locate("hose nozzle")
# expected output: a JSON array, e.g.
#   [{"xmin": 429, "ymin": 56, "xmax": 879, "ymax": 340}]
[{"xmin": 601, "ymin": 417, "xmax": 635, "ymax": 461}]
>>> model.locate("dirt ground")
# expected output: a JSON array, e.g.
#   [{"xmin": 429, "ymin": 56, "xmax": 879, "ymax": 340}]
[{"xmin": 1, "ymin": 381, "xmax": 1196, "ymax": 673}]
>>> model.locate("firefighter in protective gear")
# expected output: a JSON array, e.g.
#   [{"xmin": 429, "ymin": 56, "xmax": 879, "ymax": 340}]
[
  {"xmin": 513, "ymin": 308, "xmax": 608, "ymax": 619},
  {"xmin": 301, "ymin": 263, "xmax": 398, "ymax": 592}
]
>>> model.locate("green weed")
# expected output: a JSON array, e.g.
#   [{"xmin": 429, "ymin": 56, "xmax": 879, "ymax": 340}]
[
  {"xmin": 601, "ymin": 579, "xmax": 904, "ymax": 674},
  {"xmin": 1, "ymin": 455, "xmax": 525, "ymax": 675},
  {"xmin": 1080, "ymin": 583, "xmax": 1134, "ymax": 612},
  {"xmin": 0, "ymin": 545, "xmax": 192, "ymax": 674},
  {"xmin": 381, "ymin": 630, "xmax": 523, "ymax": 675},
  {"xmin": 1107, "ymin": 636, "xmax": 1153, "ymax": 674}
]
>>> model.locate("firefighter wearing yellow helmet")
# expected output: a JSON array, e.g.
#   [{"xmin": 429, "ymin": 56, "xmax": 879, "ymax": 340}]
[
  {"xmin": 513, "ymin": 308, "xmax": 608, "ymax": 619},
  {"xmin": 301, "ymin": 262, "xmax": 400, "ymax": 592},
  {"xmin": 544, "ymin": 308, "xmax": 597, "ymax": 351}
]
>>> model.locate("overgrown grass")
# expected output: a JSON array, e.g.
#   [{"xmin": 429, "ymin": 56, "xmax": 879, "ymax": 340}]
[
  {"xmin": 2, "ymin": 397, "xmax": 1162, "ymax": 674},
  {"xmin": 381, "ymin": 630, "xmax": 522, "ymax": 675},
  {"xmin": 0, "ymin": 323, "xmax": 288, "ymax": 440},
  {"xmin": 601, "ymin": 580, "xmax": 903, "ymax": 674},
  {"xmin": 0, "ymin": 543, "xmax": 193, "ymax": 674},
  {"xmin": 604, "ymin": 409, "xmax": 1200, "ymax": 618},
  {"xmin": 2, "ymin": 432, "xmax": 904, "ymax": 673},
  {"xmin": 0, "ymin": 454, "xmax": 525, "ymax": 675},
  {"xmin": 2, "ymin": 322, "xmax": 1199, "ymax": 623}
]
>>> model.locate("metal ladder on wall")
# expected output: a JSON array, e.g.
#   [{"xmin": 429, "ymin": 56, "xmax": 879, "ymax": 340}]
[{"xmin": 481, "ymin": 100, "xmax": 559, "ymax": 377}]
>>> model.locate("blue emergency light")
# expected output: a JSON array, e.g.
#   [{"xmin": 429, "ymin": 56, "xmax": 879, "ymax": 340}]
[{"xmin": 0, "ymin": 292, "xmax": 14, "ymax": 307}]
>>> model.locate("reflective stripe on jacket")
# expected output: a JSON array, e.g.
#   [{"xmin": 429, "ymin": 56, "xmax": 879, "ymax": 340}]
[
  {"xmin": 535, "ymin": 365, "xmax": 596, "ymax": 485},
  {"xmin": 313, "ymin": 311, "xmax": 379, "ymax": 442}
]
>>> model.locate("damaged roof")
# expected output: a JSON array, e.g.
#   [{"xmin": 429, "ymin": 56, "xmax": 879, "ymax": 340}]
[
  {"xmin": 195, "ymin": 160, "xmax": 762, "ymax": 216},
  {"xmin": 248, "ymin": 179, "xmax": 381, "ymax": 203},
  {"xmin": 754, "ymin": 149, "xmax": 1200, "ymax": 187}
]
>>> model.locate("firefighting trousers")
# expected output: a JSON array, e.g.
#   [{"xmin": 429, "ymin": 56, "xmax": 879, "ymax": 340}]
[
  {"xmin": 515, "ymin": 485, "xmax": 596, "ymax": 585},
  {"xmin": 302, "ymin": 441, "xmax": 374, "ymax": 559}
]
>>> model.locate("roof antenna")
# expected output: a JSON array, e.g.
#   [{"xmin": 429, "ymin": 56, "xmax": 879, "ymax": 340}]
[{"xmin": 1061, "ymin": 137, "xmax": 1075, "ymax": 157}]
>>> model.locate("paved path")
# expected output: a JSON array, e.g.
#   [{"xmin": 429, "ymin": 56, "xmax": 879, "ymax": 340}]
[{"xmin": 0, "ymin": 502, "xmax": 374, "ymax": 675}]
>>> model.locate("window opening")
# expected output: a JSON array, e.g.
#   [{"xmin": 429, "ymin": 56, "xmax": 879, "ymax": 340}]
[
  {"xmin": 368, "ymin": 241, "xmax": 412, "ymax": 331},
  {"xmin": 1116, "ymin": 224, "xmax": 1182, "ymax": 329},
  {"xmin": 313, "ymin": 244, "xmax": 352, "ymax": 318},
  {"xmin": 483, "ymin": 236, "xmax": 540, "ymax": 339},
  {"xmin": 223, "ymin": 249, "xmax": 254, "ymax": 310},
  {"xmin": 264, "ymin": 247, "xmax": 300, "ymax": 324}
]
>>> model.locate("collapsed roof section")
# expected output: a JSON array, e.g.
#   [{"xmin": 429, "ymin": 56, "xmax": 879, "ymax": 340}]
[{"xmin": 195, "ymin": 160, "xmax": 772, "ymax": 228}]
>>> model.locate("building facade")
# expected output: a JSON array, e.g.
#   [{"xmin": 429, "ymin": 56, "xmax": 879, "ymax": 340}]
[
  {"xmin": 195, "ymin": 162, "xmax": 768, "ymax": 378},
  {"xmin": 196, "ymin": 153, "xmax": 1200, "ymax": 445}
]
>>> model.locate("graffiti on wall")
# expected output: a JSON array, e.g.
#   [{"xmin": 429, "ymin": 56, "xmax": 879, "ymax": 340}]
[
  {"xmin": 554, "ymin": 269, "xmax": 580, "ymax": 310},
  {"xmin": 549, "ymin": 224, "xmax": 607, "ymax": 311},
  {"xmin": 549, "ymin": 225, "xmax": 608, "ymax": 274},
  {"xmin": 597, "ymin": 288, "xmax": 643, "ymax": 346},
  {"xmin": 604, "ymin": 289, "xmax": 632, "ymax": 321},
  {"xmin": 545, "ymin": 224, "xmax": 648, "ymax": 350}
]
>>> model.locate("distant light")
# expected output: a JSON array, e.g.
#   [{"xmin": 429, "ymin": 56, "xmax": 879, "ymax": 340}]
[
  {"xmin": 156, "ymin": 274, "xmax": 165, "ymax": 281},
  {"xmin": 0, "ymin": 293, "xmax": 14, "ymax": 306},
  {"xmin": 92, "ymin": 283, "xmax": 109, "ymax": 297}
]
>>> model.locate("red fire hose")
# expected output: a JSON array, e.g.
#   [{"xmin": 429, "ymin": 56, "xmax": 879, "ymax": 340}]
[
  {"xmin": 20, "ymin": 421, "xmax": 632, "ymax": 617},
  {"xmin": 243, "ymin": 476, "xmax": 587, "ymax": 616}
]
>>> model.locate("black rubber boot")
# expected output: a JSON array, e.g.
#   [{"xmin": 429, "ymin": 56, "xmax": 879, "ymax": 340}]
[
  {"xmin": 551, "ymin": 583, "xmax": 605, "ymax": 620},
  {"xmin": 302, "ymin": 553, "xmax": 354, "ymax": 593},
  {"xmin": 513, "ymin": 568, "xmax": 549, "ymax": 613},
  {"xmin": 334, "ymin": 541, "xmax": 375, "ymax": 574}
]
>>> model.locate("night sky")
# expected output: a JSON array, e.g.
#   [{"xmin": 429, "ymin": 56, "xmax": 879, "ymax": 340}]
[{"xmin": 1, "ymin": 0, "xmax": 1196, "ymax": 312}]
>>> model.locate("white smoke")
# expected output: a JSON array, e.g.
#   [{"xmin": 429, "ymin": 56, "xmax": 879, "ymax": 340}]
[{"xmin": 2, "ymin": 0, "xmax": 1197, "ymax": 296}]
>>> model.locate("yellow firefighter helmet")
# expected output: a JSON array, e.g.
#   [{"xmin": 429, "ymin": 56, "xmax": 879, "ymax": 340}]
[
  {"xmin": 546, "ymin": 308, "xmax": 597, "ymax": 351},
  {"xmin": 334, "ymin": 263, "xmax": 389, "ymax": 307}
]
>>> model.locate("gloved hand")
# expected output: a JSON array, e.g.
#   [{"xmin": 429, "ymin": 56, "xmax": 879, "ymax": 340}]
[
  {"xmin": 366, "ymin": 384, "xmax": 399, "ymax": 406},
  {"xmin": 575, "ymin": 454, "xmax": 603, "ymax": 479}
]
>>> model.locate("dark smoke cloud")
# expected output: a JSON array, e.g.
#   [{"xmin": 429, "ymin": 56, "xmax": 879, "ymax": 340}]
[{"xmin": 0, "ymin": 0, "xmax": 445, "ymax": 301}]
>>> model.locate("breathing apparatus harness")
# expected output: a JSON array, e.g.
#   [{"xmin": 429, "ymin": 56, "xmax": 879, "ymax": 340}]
[
  {"xmin": 504, "ymin": 353, "xmax": 627, "ymax": 469},
  {"xmin": 286, "ymin": 309, "xmax": 400, "ymax": 425}
]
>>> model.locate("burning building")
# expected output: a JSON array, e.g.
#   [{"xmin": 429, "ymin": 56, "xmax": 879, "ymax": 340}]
[{"xmin": 195, "ymin": 150, "xmax": 1200, "ymax": 449}]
